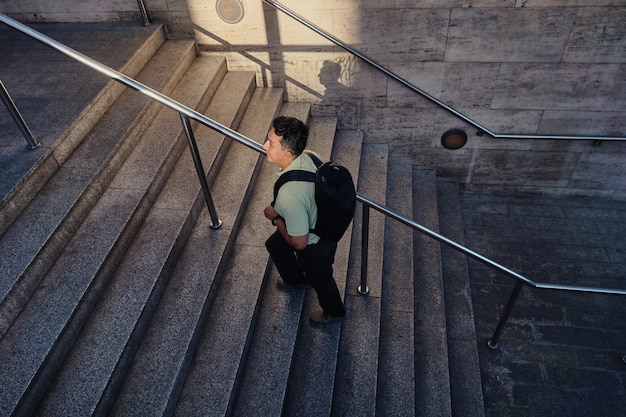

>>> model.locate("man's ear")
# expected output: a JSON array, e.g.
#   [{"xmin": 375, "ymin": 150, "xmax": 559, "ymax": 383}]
[{"xmin": 280, "ymin": 143, "xmax": 293, "ymax": 157}]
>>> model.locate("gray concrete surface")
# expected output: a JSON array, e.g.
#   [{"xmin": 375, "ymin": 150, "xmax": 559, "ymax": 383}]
[
  {"xmin": 461, "ymin": 193, "xmax": 626, "ymax": 417},
  {"xmin": 0, "ymin": 21, "xmax": 161, "ymax": 202}
]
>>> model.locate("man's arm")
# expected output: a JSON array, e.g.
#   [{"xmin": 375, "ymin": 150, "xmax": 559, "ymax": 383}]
[{"xmin": 264, "ymin": 204, "xmax": 309, "ymax": 250}]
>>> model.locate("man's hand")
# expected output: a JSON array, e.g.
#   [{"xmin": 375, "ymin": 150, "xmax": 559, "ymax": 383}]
[
  {"xmin": 264, "ymin": 204, "xmax": 279, "ymax": 221},
  {"xmin": 264, "ymin": 204, "xmax": 308, "ymax": 250}
]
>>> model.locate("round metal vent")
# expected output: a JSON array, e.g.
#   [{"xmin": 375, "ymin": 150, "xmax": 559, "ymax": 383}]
[{"xmin": 216, "ymin": 0, "xmax": 244, "ymax": 24}]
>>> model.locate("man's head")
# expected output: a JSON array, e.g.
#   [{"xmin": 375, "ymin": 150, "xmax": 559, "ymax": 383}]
[{"xmin": 264, "ymin": 116, "xmax": 309, "ymax": 169}]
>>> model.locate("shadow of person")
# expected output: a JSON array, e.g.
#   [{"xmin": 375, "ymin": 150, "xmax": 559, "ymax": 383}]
[{"xmin": 318, "ymin": 60, "xmax": 350, "ymax": 104}]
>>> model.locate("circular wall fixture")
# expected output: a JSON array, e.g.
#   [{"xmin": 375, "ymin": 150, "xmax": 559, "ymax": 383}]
[
  {"xmin": 441, "ymin": 128, "xmax": 468, "ymax": 150},
  {"xmin": 216, "ymin": 0, "xmax": 244, "ymax": 24}
]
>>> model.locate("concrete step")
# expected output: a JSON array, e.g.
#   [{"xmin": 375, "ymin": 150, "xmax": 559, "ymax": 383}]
[
  {"xmin": 437, "ymin": 181, "xmax": 486, "ymax": 417},
  {"xmin": 105, "ymin": 89, "xmax": 292, "ymax": 417},
  {"xmin": 230, "ymin": 125, "xmax": 362, "ymax": 417},
  {"xmin": 0, "ymin": 56, "xmax": 232, "ymax": 417},
  {"xmin": 0, "ymin": 22, "xmax": 168, "ymax": 234},
  {"xmin": 328, "ymin": 142, "xmax": 387, "ymax": 417},
  {"xmin": 412, "ymin": 169, "xmax": 453, "ymax": 416},
  {"xmin": 376, "ymin": 155, "xmax": 416, "ymax": 416},
  {"xmin": 32, "ymin": 69, "xmax": 258, "ymax": 417},
  {"xmin": 0, "ymin": 39, "xmax": 199, "ymax": 340}
]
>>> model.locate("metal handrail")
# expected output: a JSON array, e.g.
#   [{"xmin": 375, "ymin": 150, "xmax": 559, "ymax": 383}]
[
  {"xmin": 0, "ymin": 16, "xmax": 265, "ymax": 156},
  {"xmin": 263, "ymin": 0, "xmax": 626, "ymax": 142},
  {"xmin": 0, "ymin": 13, "xmax": 262, "ymax": 229},
  {"xmin": 359, "ymin": 193, "xmax": 624, "ymax": 296},
  {"xmin": 2, "ymin": 13, "xmax": 624, "ymax": 351},
  {"xmin": 263, "ymin": 0, "xmax": 626, "ymax": 349},
  {"xmin": 356, "ymin": 193, "xmax": 626, "ymax": 348}
]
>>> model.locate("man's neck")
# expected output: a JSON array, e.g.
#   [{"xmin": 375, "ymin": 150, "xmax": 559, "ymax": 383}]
[{"xmin": 278, "ymin": 154, "xmax": 297, "ymax": 171}]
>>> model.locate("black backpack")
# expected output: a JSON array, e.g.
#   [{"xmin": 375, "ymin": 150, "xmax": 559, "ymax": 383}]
[{"xmin": 273, "ymin": 151, "xmax": 356, "ymax": 242}]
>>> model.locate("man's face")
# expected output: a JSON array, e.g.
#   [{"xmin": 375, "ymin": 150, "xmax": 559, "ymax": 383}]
[{"xmin": 264, "ymin": 128, "xmax": 291, "ymax": 168}]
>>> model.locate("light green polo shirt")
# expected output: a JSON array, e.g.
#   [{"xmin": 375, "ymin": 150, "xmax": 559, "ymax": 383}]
[{"xmin": 274, "ymin": 151, "xmax": 321, "ymax": 245}]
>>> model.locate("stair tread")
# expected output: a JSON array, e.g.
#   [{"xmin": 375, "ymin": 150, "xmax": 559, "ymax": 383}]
[
  {"xmin": 0, "ymin": 40, "xmax": 198, "ymax": 339},
  {"xmin": 0, "ymin": 23, "xmax": 166, "ymax": 215},
  {"xmin": 107, "ymin": 83, "xmax": 275, "ymax": 417},
  {"xmin": 327, "ymin": 142, "xmax": 387, "ymax": 417},
  {"xmin": 0, "ymin": 56, "xmax": 227, "ymax": 417},
  {"xmin": 375, "ymin": 155, "xmax": 416, "ymax": 416},
  {"xmin": 33, "ymin": 69, "xmax": 257, "ymax": 416},
  {"xmin": 412, "ymin": 169, "xmax": 453, "ymax": 416},
  {"xmin": 437, "ymin": 181, "xmax": 486, "ymax": 417},
  {"xmin": 170, "ymin": 88, "xmax": 288, "ymax": 417}
]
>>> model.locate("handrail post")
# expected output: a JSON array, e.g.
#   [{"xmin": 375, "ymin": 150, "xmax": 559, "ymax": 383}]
[
  {"xmin": 358, "ymin": 204, "xmax": 370, "ymax": 295},
  {"xmin": 180, "ymin": 114, "xmax": 222, "ymax": 229},
  {"xmin": 0, "ymin": 80, "xmax": 41, "ymax": 149},
  {"xmin": 136, "ymin": 0, "xmax": 150, "ymax": 26},
  {"xmin": 487, "ymin": 281, "xmax": 523, "ymax": 350}
]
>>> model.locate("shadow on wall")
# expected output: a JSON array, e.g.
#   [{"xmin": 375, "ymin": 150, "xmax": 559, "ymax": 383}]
[
  {"xmin": 318, "ymin": 60, "xmax": 351, "ymax": 104},
  {"xmin": 316, "ymin": 58, "xmax": 363, "ymax": 129}
]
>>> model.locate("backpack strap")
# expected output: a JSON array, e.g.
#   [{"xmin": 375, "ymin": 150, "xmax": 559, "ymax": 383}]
[
  {"xmin": 303, "ymin": 151, "xmax": 323, "ymax": 168},
  {"xmin": 272, "ymin": 151, "xmax": 323, "ymax": 203},
  {"xmin": 272, "ymin": 169, "xmax": 315, "ymax": 204}
]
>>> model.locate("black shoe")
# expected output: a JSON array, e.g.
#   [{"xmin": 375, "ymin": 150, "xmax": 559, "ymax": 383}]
[
  {"xmin": 309, "ymin": 309, "xmax": 345, "ymax": 325},
  {"xmin": 277, "ymin": 276, "xmax": 309, "ymax": 289}
]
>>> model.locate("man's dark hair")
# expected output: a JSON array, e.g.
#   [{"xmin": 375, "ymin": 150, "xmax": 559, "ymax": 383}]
[{"xmin": 273, "ymin": 116, "xmax": 308, "ymax": 156}]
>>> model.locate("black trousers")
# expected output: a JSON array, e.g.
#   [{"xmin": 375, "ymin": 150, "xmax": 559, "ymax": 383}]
[{"xmin": 265, "ymin": 230, "xmax": 346, "ymax": 317}]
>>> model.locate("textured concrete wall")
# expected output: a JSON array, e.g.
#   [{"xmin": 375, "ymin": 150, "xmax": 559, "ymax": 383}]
[
  {"xmin": 191, "ymin": 0, "xmax": 626, "ymax": 199},
  {"xmin": 0, "ymin": 0, "xmax": 139, "ymax": 21},
  {"xmin": 0, "ymin": 0, "xmax": 195, "ymax": 36},
  {"xmin": 2, "ymin": 0, "xmax": 625, "ymax": 198}
]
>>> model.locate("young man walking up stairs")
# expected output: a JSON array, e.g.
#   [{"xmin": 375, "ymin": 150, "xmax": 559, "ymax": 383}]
[{"xmin": 262, "ymin": 116, "xmax": 347, "ymax": 325}]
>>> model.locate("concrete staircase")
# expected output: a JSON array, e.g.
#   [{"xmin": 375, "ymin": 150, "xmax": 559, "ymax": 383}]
[{"xmin": 0, "ymin": 24, "xmax": 485, "ymax": 417}]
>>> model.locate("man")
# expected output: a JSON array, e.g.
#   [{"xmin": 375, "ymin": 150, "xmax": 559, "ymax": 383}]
[{"xmin": 263, "ymin": 116, "xmax": 347, "ymax": 325}]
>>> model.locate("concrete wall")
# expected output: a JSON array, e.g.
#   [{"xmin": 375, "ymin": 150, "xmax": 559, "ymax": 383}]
[
  {"xmin": 0, "ymin": 0, "xmax": 195, "ymax": 37},
  {"xmin": 2, "ymin": 0, "xmax": 625, "ymax": 198}
]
